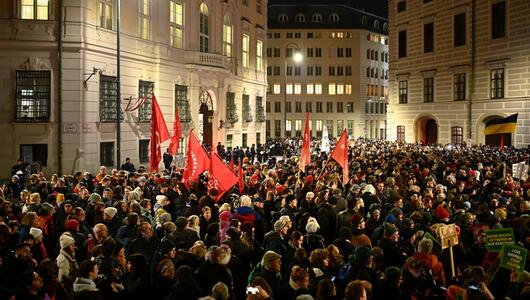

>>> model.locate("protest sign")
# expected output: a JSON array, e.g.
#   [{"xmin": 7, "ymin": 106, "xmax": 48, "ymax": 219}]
[
  {"xmin": 485, "ymin": 228, "xmax": 514, "ymax": 252},
  {"xmin": 500, "ymin": 244, "xmax": 528, "ymax": 272}
]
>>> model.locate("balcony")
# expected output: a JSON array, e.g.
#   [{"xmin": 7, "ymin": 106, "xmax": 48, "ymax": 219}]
[
  {"xmin": 185, "ymin": 52, "xmax": 229, "ymax": 69},
  {"xmin": 255, "ymin": 106, "xmax": 266, "ymax": 122},
  {"xmin": 226, "ymin": 104, "xmax": 239, "ymax": 124},
  {"xmin": 242, "ymin": 106, "xmax": 253, "ymax": 123}
]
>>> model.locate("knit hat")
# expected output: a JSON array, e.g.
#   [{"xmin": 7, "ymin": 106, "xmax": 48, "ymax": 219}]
[
  {"xmin": 65, "ymin": 219, "xmax": 80, "ymax": 231},
  {"xmin": 41, "ymin": 202, "xmax": 56, "ymax": 215},
  {"xmin": 305, "ymin": 218, "xmax": 320, "ymax": 233},
  {"xmin": 435, "ymin": 204, "xmax": 450, "ymax": 221},
  {"xmin": 59, "ymin": 234, "xmax": 75, "ymax": 249},
  {"xmin": 351, "ymin": 214, "xmax": 364, "ymax": 227},
  {"xmin": 29, "ymin": 227, "xmax": 42, "ymax": 239},
  {"xmin": 285, "ymin": 194, "xmax": 296, "ymax": 205},
  {"xmin": 383, "ymin": 222, "xmax": 398, "ymax": 236},
  {"xmin": 274, "ymin": 219, "xmax": 289, "ymax": 231},
  {"xmin": 261, "ymin": 251, "xmax": 282, "ymax": 270},
  {"xmin": 385, "ymin": 266, "xmax": 402, "ymax": 282},
  {"xmin": 104, "ymin": 207, "xmax": 118, "ymax": 218},
  {"xmin": 418, "ymin": 238, "xmax": 433, "ymax": 253},
  {"xmin": 353, "ymin": 246, "xmax": 371, "ymax": 264}
]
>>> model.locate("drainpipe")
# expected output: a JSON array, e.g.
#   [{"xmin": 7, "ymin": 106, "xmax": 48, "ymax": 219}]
[
  {"xmin": 468, "ymin": 0, "xmax": 476, "ymax": 141},
  {"xmin": 57, "ymin": 0, "xmax": 63, "ymax": 174}
]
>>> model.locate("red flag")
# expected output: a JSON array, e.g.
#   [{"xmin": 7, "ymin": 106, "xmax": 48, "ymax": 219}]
[
  {"xmin": 330, "ymin": 129, "xmax": 349, "ymax": 184},
  {"xmin": 182, "ymin": 130, "xmax": 210, "ymax": 188},
  {"xmin": 299, "ymin": 113, "xmax": 311, "ymax": 172},
  {"xmin": 208, "ymin": 152, "xmax": 238, "ymax": 202},
  {"xmin": 169, "ymin": 108, "xmax": 182, "ymax": 155},
  {"xmin": 238, "ymin": 159, "xmax": 245, "ymax": 194},
  {"xmin": 229, "ymin": 151, "xmax": 235, "ymax": 172},
  {"xmin": 149, "ymin": 94, "xmax": 170, "ymax": 173}
]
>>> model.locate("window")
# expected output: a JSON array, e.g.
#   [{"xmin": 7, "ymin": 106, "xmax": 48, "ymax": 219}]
[
  {"xmin": 20, "ymin": 144, "xmax": 47, "ymax": 167},
  {"xmin": 316, "ymin": 120, "xmax": 323, "ymax": 136},
  {"xmin": 307, "ymin": 48, "xmax": 313, "ymax": 57},
  {"xmin": 490, "ymin": 68, "xmax": 504, "ymax": 99},
  {"xmin": 345, "ymin": 48, "xmax": 352, "ymax": 57},
  {"xmin": 222, "ymin": 15, "xmax": 232, "ymax": 56},
  {"xmin": 267, "ymin": 66, "xmax": 271, "ymax": 76},
  {"xmin": 274, "ymin": 120, "xmax": 281, "ymax": 137},
  {"xmin": 397, "ymin": 1, "xmax": 406, "ymax": 12},
  {"xmin": 285, "ymin": 120, "xmax": 292, "ymax": 136},
  {"xmin": 199, "ymin": 3, "xmax": 209, "ymax": 52},
  {"xmin": 169, "ymin": 1, "xmax": 184, "ymax": 48},
  {"xmin": 274, "ymin": 102, "xmax": 281, "ymax": 112},
  {"xmin": 256, "ymin": 40, "xmax": 263, "ymax": 72},
  {"xmin": 454, "ymin": 73, "xmax": 466, "ymax": 100},
  {"xmin": 327, "ymin": 102, "xmax": 333, "ymax": 112},
  {"xmin": 307, "ymin": 66, "xmax": 313, "ymax": 76},
  {"xmin": 491, "ymin": 2, "xmax": 506, "ymax": 39},
  {"xmin": 242, "ymin": 0, "xmax": 249, "ymax": 6},
  {"xmin": 347, "ymin": 102, "xmax": 354, "ymax": 113},
  {"xmin": 451, "ymin": 127, "xmax": 463, "ymax": 144},
  {"xmin": 286, "ymin": 102, "xmax": 291, "ymax": 113},
  {"xmin": 287, "ymin": 33, "xmax": 293, "ymax": 39},
  {"xmin": 337, "ymin": 102, "xmax": 343, "ymax": 113},
  {"xmin": 226, "ymin": 92, "xmax": 237, "ymax": 123},
  {"xmin": 315, "ymin": 84, "xmax": 322, "ymax": 94},
  {"xmin": 15, "ymin": 71, "xmax": 50, "ymax": 122},
  {"xmin": 347, "ymin": 120, "xmax": 354, "ymax": 136},
  {"xmin": 175, "ymin": 85, "xmax": 190, "ymax": 123},
  {"xmin": 329, "ymin": 66, "xmax": 335, "ymax": 76},
  {"xmin": 139, "ymin": 140, "xmax": 149, "ymax": 163},
  {"xmin": 242, "ymin": 133, "xmax": 247, "ymax": 147},
  {"xmin": 242, "ymin": 34, "xmax": 250, "ymax": 68},
  {"xmin": 256, "ymin": 0, "xmax": 262, "ymax": 14},
  {"xmin": 100, "ymin": 142, "xmax": 114, "ymax": 166},
  {"xmin": 337, "ymin": 67, "xmax": 344, "ymax": 76},
  {"xmin": 337, "ymin": 48, "xmax": 344, "ymax": 57},
  {"xmin": 329, "ymin": 13, "xmax": 339, "ymax": 22},
  {"xmin": 312, "ymin": 13, "xmax": 322, "ymax": 22},
  {"xmin": 20, "ymin": 0, "xmax": 49, "ymax": 20},
  {"xmin": 424, "ymin": 22, "xmax": 434, "ymax": 53},
  {"xmin": 274, "ymin": 48, "xmax": 280, "ymax": 57},
  {"xmin": 326, "ymin": 120, "xmax": 333, "ymax": 135},
  {"xmin": 315, "ymin": 66, "xmax": 322, "ymax": 76},
  {"xmin": 266, "ymin": 101, "xmax": 270, "ymax": 112},
  {"xmin": 337, "ymin": 120, "xmax": 344, "ymax": 133},
  {"xmin": 266, "ymin": 120, "xmax": 271, "ymax": 137},
  {"xmin": 295, "ymin": 101, "xmax": 302, "ymax": 113},
  {"xmin": 273, "ymin": 84, "xmax": 280, "ymax": 94},
  {"xmin": 315, "ymin": 48, "xmax": 322, "ymax": 57},
  {"xmin": 399, "ymin": 80, "xmax": 408, "ymax": 104},
  {"xmin": 98, "ymin": 0, "xmax": 113, "ymax": 29},
  {"xmin": 99, "ymin": 76, "xmax": 118, "ymax": 122},
  {"xmin": 336, "ymin": 84, "xmax": 344, "ymax": 95},
  {"xmin": 306, "ymin": 84, "xmax": 315, "ymax": 95},
  {"xmin": 366, "ymin": 68, "xmax": 370, "ymax": 78},
  {"xmin": 294, "ymin": 66, "xmax": 301, "ymax": 76},
  {"xmin": 316, "ymin": 102, "xmax": 323, "ymax": 113},
  {"xmin": 138, "ymin": 81, "xmax": 154, "ymax": 122},
  {"xmin": 266, "ymin": 48, "xmax": 272, "ymax": 57},
  {"xmin": 306, "ymin": 102, "xmax": 312, "ymax": 112},
  {"xmin": 307, "ymin": 33, "xmax": 314, "ymax": 38},
  {"xmin": 286, "ymin": 48, "xmax": 293, "ymax": 58},
  {"xmin": 274, "ymin": 66, "xmax": 280, "ymax": 75},
  {"xmin": 139, "ymin": 0, "xmax": 151, "ymax": 40},
  {"xmin": 294, "ymin": 84, "xmax": 302, "ymax": 94},
  {"xmin": 295, "ymin": 14, "xmax": 305, "ymax": 22},
  {"xmin": 274, "ymin": 33, "xmax": 280, "ymax": 38},
  {"xmin": 328, "ymin": 83, "xmax": 336, "ymax": 95},
  {"xmin": 345, "ymin": 84, "xmax": 352, "ymax": 94},
  {"xmin": 286, "ymin": 84, "xmax": 293, "ymax": 94},
  {"xmin": 398, "ymin": 30, "xmax": 407, "ymax": 58},
  {"xmin": 454, "ymin": 13, "xmax": 466, "ymax": 47},
  {"xmin": 346, "ymin": 66, "xmax": 352, "ymax": 76},
  {"xmin": 423, "ymin": 77, "xmax": 434, "ymax": 102},
  {"xmin": 397, "ymin": 126, "xmax": 405, "ymax": 142}
]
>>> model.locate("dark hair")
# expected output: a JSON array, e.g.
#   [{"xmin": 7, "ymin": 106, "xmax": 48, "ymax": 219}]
[
  {"xmin": 79, "ymin": 260, "xmax": 98, "ymax": 278},
  {"xmin": 316, "ymin": 279, "xmax": 335, "ymax": 300},
  {"xmin": 101, "ymin": 238, "xmax": 116, "ymax": 257}
]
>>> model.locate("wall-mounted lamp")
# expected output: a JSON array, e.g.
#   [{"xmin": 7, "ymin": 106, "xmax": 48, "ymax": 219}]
[{"xmin": 83, "ymin": 67, "xmax": 104, "ymax": 88}]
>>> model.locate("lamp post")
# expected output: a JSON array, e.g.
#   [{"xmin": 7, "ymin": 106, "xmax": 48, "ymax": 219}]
[{"xmin": 284, "ymin": 42, "xmax": 303, "ymax": 137}]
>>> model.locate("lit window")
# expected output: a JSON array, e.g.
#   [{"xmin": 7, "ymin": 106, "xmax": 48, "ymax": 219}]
[
  {"xmin": 294, "ymin": 84, "xmax": 302, "ymax": 94},
  {"xmin": 21, "ymin": 0, "xmax": 49, "ymax": 20},
  {"xmin": 256, "ymin": 40, "xmax": 263, "ymax": 71},
  {"xmin": 242, "ymin": 34, "xmax": 250, "ymax": 68},
  {"xmin": 170, "ymin": 1, "xmax": 184, "ymax": 48},
  {"xmin": 139, "ymin": 0, "xmax": 151, "ymax": 40},
  {"xmin": 315, "ymin": 84, "xmax": 322, "ymax": 94},
  {"xmin": 286, "ymin": 84, "xmax": 293, "ymax": 94},
  {"xmin": 328, "ymin": 83, "xmax": 336, "ymax": 95},
  {"xmin": 307, "ymin": 84, "xmax": 314, "ymax": 94},
  {"xmin": 336, "ymin": 84, "xmax": 344, "ymax": 95},
  {"xmin": 223, "ymin": 15, "xmax": 232, "ymax": 56},
  {"xmin": 345, "ymin": 84, "xmax": 352, "ymax": 94},
  {"xmin": 273, "ymin": 84, "xmax": 281, "ymax": 94},
  {"xmin": 98, "ymin": 0, "xmax": 113, "ymax": 29},
  {"xmin": 199, "ymin": 3, "xmax": 209, "ymax": 52}
]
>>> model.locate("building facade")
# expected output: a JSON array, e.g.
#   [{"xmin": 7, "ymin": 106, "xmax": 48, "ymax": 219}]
[
  {"xmin": 0, "ymin": 0, "xmax": 267, "ymax": 177},
  {"xmin": 387, "ymin": 0, "xmax": 530, "ymax": 147},
  {"xmin": 266, "ymin": 4, "xmax": 389, "ymax": 139}
]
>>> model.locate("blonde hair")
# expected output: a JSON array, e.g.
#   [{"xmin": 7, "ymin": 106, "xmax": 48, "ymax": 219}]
[
  {"xmin": 29, "ymin": 193, "xmax": 41, "ymax": 205},
  {"xmin": 189, "ymin": 240, "xmax": 207, "ymax": 258},
  {"xmin": 219, "ymin": 203, "xmax": 231, "ymax": 213}
]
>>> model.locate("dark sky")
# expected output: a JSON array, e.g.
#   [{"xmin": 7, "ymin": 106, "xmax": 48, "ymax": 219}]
[{"xmin": 268, "ymin": 0, "xmax": 389, "ymax": 18}]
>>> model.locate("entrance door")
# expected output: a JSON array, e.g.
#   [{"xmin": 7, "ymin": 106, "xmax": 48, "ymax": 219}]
[{"xmin": 425, "ymin": 119, "xmax": 438, "ymax": 144}]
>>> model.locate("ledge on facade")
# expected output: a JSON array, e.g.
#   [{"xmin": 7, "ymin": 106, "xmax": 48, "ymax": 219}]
[{"xmin": 185, "ymin": 52, "xmax": 230, "ymax": 69}]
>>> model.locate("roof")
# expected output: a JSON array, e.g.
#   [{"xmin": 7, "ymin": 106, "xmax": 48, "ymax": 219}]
[
  {"xmin": 268, "ymin": 0, "xmax": 388, "ymax": 18},
  {"xmin": 268, "ymin": 3, "xmax": 388, "ymax": 34}
]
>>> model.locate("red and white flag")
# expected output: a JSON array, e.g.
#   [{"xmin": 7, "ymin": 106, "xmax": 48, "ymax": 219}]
[
  {"xmin": 299, "ymin": 113, "xmax": 311, "ymax": 172},
  {"xmin": 169, "ymin": 108, "xmax": 182, "ymax": 155},
  {"xmin": 208, "ymin": 152, "xmax": 238, "ymax": 202},
  {"xmin": 149, "ymin": 94, "xmax": 170, "ymax": 173},
  {"xmin": 330, "ymin": 129, "xmax": 349, "ymax": 184},
  {"xmin": 182, "ymin": 130, "xmax": 210, "ymax": 188}
]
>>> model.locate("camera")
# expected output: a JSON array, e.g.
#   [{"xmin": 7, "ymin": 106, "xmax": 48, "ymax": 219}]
[{"xmin": 246, "ymin": 287, "xmax": 259, "ymax": 295}]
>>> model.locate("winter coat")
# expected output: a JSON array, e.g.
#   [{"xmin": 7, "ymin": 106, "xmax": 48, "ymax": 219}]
[
  {"xmin": 56, "ymin": 249, "xmax": 79, "ymax": 287},
  {"xmin": 234, "ymin": 206, "xmax": 257, "ymax": 227},
  {"xmin": 73, "ymin": 277, "xmax": 103, "ymax": 300},
  {"xmin": 412, "ymin": 252, "xmax": 446, "ymax": 287}
]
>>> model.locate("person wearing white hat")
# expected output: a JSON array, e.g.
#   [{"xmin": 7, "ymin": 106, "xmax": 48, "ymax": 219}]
[
  {"xmin": 56, "ymin": 233, "xmax": 78, "ymax": 287},
  {"xmin": 103, "ymin": 207, "xmax": 121, "ymax": 236},
  {"xmin": 29, "ymin": 227, "xmax": 47, "ymax": 263}
]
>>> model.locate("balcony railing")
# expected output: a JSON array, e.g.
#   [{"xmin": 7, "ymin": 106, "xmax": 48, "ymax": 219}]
[
  {"xmin": 186, "ymin": 52, "xmax": 229, "ymax": 69},
  {"xmin": 255, "ymin": 106, "xmax": 266, "ymax": 122},
  {"xmin": 226, "ymin": 104, "xmax": 239, "ymax": 124},
  {"xmin": 242, "ymin": 106, "xmax": 253, "ymax": 123}
]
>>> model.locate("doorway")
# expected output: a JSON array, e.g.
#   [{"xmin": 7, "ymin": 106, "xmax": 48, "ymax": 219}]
[{"xmin": 199, "ymin": 91, "xmax": 213, "ymax": 147}]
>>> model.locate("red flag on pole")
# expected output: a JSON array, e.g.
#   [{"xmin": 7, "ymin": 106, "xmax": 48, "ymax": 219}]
[
  {"xmin": 229, "ymin": 151, "xmax": 235, "ymax": 173},
  {"xmin": 330, "ymin": 129, "xmax": 349, "ymax": 184},
  {"xmin": 182, "ymin": 130, "xmax": 210, "ymax": 188},
  {"xmin": 299, "ymin": 113, "xmax": 311, "ymax": 172},
  {"xmin": 169, "ymin": 108, "xmax": 182, "ymax": 155},
  {"xmin": 149, "ymin": 94, "xmax": 170, "ymax": 173},
  {"xmin": 208, "ymin": 152, "xmax": 238, "ymax": 202},
  {"xmin": 238, "ymin": 159, "xmax": 245, "ymax": 194}
]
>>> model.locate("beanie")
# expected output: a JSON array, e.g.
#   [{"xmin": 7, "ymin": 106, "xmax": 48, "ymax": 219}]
[
  {"xmin": 383, "ymin": 222, "xmax": 398, "ymax": 236},
  {"xmin": 261, "ymin": 251, "xmax": 282, "ymax": 271},
  {"xmin": 353, "ymin": 246, "xmax": 371, "ymax": 265},
  {"xmin": 351, "ymin": 214, "xmax": 364, "ymax": 227},
  {"xmin": 59, "ymin": 234, "xmax": 75, "ymax": 249},
  {"xmin": 65, "ymin": 219, "xmax": 80, "ymax": 231},
  {"xmin": 29, "ymin": 227, "xmax": 43, "ymax": 239},
  {"xmin": 435, "ymin": 204, "xmax": 450, "ymax": 221},
  {"xmin": 418, "ymin": 238, "xmax": 433, "ymax": 253},
  {"xmin": 104, "ymin": 207, "xmax": 118, "ymax": 218},
  {"xmin": 385, "ymin": 266, "xmax": 402, "ymax": 282},
  {"xmin": 274, "ymin": 219, "xmax": 288, "ymax": 232}
]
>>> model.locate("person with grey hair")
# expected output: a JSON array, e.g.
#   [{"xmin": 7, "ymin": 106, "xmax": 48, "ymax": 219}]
[{"xmin": 195, "ymin": 245, "xmax": 233, "ymax": 298}]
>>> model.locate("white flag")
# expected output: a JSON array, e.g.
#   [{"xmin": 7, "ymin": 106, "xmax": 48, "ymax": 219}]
[{"xmin": 321, "ymin": 126, "xmax": 330, "ymax": 153}]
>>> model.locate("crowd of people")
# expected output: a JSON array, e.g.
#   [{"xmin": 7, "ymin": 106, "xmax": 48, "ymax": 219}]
[{"xmin": 0, "ymin": 138, "xmax": 529, "ymax": 300}]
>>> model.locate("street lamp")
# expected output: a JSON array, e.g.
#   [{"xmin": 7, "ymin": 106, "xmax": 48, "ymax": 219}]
[{"xmin": 284, "ymin": 42, "xmax": 303, "ymax": 137}]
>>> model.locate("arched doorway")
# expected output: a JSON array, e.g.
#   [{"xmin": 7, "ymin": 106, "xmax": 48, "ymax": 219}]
[
  {"xmin": 484, "ymin": 116, "xmax": 512, "ymax": 147},
  {"xmin": 415, "ymin": 116, "xmax": 438, "ymax": 145},
  {"xmin": 199, "ymin": 91, "xmax": 214, "ymax": 147}
]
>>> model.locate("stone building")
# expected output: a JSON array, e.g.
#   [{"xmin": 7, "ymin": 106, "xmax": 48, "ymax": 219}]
[
  {"xmin": 387, "ymin": 0, "xmax": 530, "ymax": 147},
  {"xmin": 0, "ymin": 0, "xmax": 267, "ymax": 177},
  {"xmin": 266, "ymin": 3, "xmax": 389, "ymax": 139}
]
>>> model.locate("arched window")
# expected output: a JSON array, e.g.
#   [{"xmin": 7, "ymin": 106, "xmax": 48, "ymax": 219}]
[
  {"xmin": 361, "ymin": 16, "xmax": 367, "ymax": 25},
  {"xmin": 383, "ymin": 23, "xmax": 388, "ymax": 32},
  {"xmin": 329, "ymin": 13, "xmax": 339, "ymax": 22},
  {"xmin": 374, "ymin": 20, "xmax": 380, "ymax": 29},
  {"xmin": 312, "ymin": 13, "xmax": 322, "ymax": 22},
  {"xmin": 199, "ymin": 3, "xmax": 209, "ymax": 52},
  {"xmin": 295, "ymin": 13, "xmax": 305, "ymax": 22},
  {"xmin": 223, "ymin": 15, "xmax": 232, "ymax": 56},
  {"xmin": 278, "ymin": 14, "xmax": 288, "ymax": 22}
]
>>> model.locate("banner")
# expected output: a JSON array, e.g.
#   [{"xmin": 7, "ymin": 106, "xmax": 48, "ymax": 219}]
[
  {"xmin": 485, "ymin": 228, "xmax": 514, "ymax": 252},
  {"xmin": 321, "ymin": 126, "xmax": 330, "ymax": 153},
  {"xmin": 500, "ymin": 244, "xmax": 528, "ymax": 272}
]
